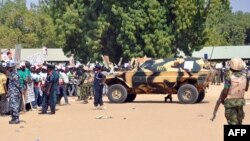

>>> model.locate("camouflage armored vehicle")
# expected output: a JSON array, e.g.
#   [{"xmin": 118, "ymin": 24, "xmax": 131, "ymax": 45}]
[{"xmin": 105, "ymin": 58, "xmax": 210, "ymax": 104}]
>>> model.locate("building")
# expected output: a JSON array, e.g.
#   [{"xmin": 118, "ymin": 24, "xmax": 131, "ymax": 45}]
[
  {"xmin": 192, "ymin": 46, "xmax": 250, "ymax": 61},
  {"xmin": 192, "ymin": 46, "xmax": 250, "ymax": 66},
  {"xmin": 1, "ymin": 48, "xmax": 70, "ymax": 65}
]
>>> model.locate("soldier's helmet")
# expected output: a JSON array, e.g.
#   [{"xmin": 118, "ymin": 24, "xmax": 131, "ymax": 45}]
[
  {"xmin": 228, "ymin": 57, "xmax": 245, "ymax": 71},
  {"xmin": 7, "ymin": 60, "xmax": 16, "ymax": 68}
]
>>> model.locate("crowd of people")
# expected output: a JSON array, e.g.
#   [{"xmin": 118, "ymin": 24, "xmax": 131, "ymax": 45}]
[
  {"xmin": 1, "ymin": 56, "xmax": 249, "ymax": 125},
  {"xmin": 0, "ymin": 60, "xmax": 106, "ymax": 124},
  {"xmin": 208, "ymin": 61, "xmax": 250, "ymax": 86}
]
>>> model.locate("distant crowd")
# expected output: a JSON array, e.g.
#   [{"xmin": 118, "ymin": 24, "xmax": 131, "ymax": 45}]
[{"xmin": 207, "ymin": 61, "xmax": 250, "ymax": 85}]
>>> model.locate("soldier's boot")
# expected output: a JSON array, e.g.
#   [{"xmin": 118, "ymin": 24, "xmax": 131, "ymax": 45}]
[
  {"xmin": 9, "ymin": 117, "xmax": 20, "ymax": 124},
  {"xmin": 164, "ymin": 94, "xmax": 172, "ymax": 103}
]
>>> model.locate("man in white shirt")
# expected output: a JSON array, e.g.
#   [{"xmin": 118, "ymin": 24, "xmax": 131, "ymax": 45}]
[
  {"xmin": 58, "ymin": 67, "xmax": 69, "ymax": 105},
  {"xmin": 31, "ymin": 66, "xmax": 42, "ymax": 107}
]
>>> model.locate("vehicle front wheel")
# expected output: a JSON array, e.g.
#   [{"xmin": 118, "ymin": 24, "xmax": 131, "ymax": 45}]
[
  {"xmin": 177, "ymin": 84, "xmax": 199, "ymax": 104},
  {"xmin": 107, "ymin": 84, "xmax": 128, "ymax": 103}
]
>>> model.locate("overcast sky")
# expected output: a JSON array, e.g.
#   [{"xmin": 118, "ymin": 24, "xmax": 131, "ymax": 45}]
[{"xmin": 26, "ymin": 0, "xmax": 250, "ymax": 12}]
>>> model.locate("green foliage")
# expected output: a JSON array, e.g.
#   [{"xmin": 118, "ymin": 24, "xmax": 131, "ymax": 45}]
[
  {"xmin": 0, "ymin": 0, "xmax": 57, "ymax": 49},
  {"xmin": 0, "ymin": 25, "xmax": 20, "ymax": 48},
  {"xmin": 44, "ymin": 0, "xmax": 226, "ymax": 63},
  {"xmin": 205, "ymin": 0, "xmax": 250, "ymax": 46},
  {"xmin": 113, "ymin": 0, "xmax": 172, "ymax": 59},
  {"xmin": 2, "ymin": 0, "xmax": 249, "ymax": 63},
  {"xmin": 221, "ymin": 12, "xmax": 250, "ymax": 45}
]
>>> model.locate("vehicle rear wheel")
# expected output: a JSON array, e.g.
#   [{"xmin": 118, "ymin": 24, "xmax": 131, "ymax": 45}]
[
  {"xmin": 125, "ymin": 94, "xmax": 137, "ymax": 102},
  {"xmin": 177, "ymin": 84, "xmax": 199, "ymax": 104},
  {"xmin": 107, "ymin": 84, "xmax": 128, "ymax": 103},
  {"xmin": 196, "ymin": 91, "xmax": 205, "ymax": 103}
]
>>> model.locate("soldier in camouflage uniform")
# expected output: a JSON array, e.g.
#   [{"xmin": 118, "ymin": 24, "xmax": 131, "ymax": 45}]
[
  {"xmin": 81, "ymin": 67, "xmax": 93, "ymax": 104},
  {"xmin": 7, "ymin": 61, "xmax": 21, "ymax": 124},
  {"xmin": 219, "ymin": 57, "xmax": 249, "ymax": 125}
]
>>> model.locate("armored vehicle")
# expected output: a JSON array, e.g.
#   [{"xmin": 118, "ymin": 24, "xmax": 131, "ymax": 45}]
[{"xmin": 105, "ymin": 58, "xmax": 210, "ymax": 104}]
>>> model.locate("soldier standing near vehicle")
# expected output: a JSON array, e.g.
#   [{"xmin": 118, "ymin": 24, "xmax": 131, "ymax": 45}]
[
  {"xmin": 82, "ymin": 66, "xmax": 92, "ymax": 104},
  {"xmin": 7, "ymin": 61, "xmax": 22, "ymax": 124},
  {"xmin": 215, "ymin": 57, "xmax": 249, "ymax": 125},
  {"xmin": 93, "ymin": 65, "xmax": 106, "ymax": 109}
]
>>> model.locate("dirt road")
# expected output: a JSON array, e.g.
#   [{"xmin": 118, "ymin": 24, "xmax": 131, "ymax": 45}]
[{"xmin": 1, "ymin": 85, "xmax": 250, "ymax": 141}]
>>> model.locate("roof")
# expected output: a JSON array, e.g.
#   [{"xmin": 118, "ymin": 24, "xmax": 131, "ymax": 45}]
[
  {"xmin": 192, "ymin": 46, "xmax": 250, "ymax": 60},
  {"xmin": 1, "ymin": 48, "xmax": 69, "ymax": 62}
]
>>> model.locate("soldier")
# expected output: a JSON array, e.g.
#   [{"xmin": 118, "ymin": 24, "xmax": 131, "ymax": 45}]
[
  {"xmin": 82, "ymin": 66, "xmax": 93, "ymax": 104},
  {"xmin": 218, "ymin": 57, "xmax": 249, "ymax": 125},
  {"xmin": 93, "ymin": 65, "xmax": 106, "ymax": 109},
  {"xmin": 7, "ymin": 61, "xmax": 22, "ymax": 124},
  {"xmin": 40, "ymin": 64, "xmax": 58, "ymax": 115}
]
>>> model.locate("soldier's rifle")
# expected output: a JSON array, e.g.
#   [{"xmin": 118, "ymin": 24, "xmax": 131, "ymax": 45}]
[{"xmin": 210, "ymin": 98, "xmax": 221, "ymax": 121}]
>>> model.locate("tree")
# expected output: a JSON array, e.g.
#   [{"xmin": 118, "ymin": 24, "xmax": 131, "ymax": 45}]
[
  {"xmin": 0, "ymin": 0, "xmax": 57, "ymax": 49},
  {"xmin": 0, "ymin": 25, "xmax": 20, "ymax": 48},
  {"xmin": 204, "ymin": 0, "xmax": 230, "ymax": 46},
  {"xmin": 208, "ymin": 11, "xmax": 250, "ymax": 46},
  {"xmin": 42, "ymin": 0, "xmax": 232, "ymax": 63}
]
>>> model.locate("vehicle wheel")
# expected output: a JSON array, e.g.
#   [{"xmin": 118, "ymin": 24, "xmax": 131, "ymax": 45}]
[
  {"xmin": 177, "ymin": 84, "xmax": 199, "ymax": 104},
  {"xmin": 107, "ymin": 84, "xmax": 128, "ymax": 103},
  {"xmin": 125, "ymin": 94, "xmax": 137, "ymax": 102},
  {"xmin": 196, "ymin": 91, "xmax": 205, "ymax": 103}
]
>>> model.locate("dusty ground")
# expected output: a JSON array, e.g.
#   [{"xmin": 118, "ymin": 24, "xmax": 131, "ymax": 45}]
[{"xmin": 1, "ymin": 85, "xmax": 250, "ymax": 141}]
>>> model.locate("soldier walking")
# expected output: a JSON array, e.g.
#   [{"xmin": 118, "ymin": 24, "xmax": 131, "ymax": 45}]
[
  {"xmin": 7, "ymin": 61, "xmax": 21, "ymax": 124},
  {"xmin": 217, "ymin": 57, "xmax": 249, "ymax": 125}
]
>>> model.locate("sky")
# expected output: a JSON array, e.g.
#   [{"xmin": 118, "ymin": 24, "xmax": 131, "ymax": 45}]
[
  {"xmin": 26, "ymin": 0, "xmax": 250, "ymax": 12},
  {"xmin": 230, "ymin": 0, "xmax": 250, "ymax": 12},
  {"xmin": 26, "ymin": 0, "xmax": 38, "ymax": 9}
]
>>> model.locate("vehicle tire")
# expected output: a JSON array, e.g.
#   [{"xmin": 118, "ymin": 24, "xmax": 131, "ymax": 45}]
[
  {"xmin": 107, "ymin": 84, "xmax": 128, "ymax": 103},
  {"xmin": 196, "ymin": 91, "xmax": 205, "ymax": 103},
  {"xmin": 177, "ymin": 84, "xmax": 199, "ymax": 104},
  {"xmin": 125, "ymin": 94, "xmax": 137, "ymax": 102}
]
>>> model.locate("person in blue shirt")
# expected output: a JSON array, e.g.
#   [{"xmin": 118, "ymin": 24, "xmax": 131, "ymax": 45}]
[
  {"xmin": 93, "ymin": 65, "xmax": 106, "ymax": 110},
  {"xmin": 40, "ymin": 64, "xmax": 59, "ymax": 115}
]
